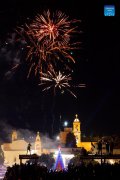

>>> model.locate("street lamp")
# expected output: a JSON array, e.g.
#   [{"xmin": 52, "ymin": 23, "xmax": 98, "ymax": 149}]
[
  {"xmin": 64, "ymin": 121, "xmax": 68, "ymax": 127},
  {"xmin": 56, "ymin": 136, "xmax": 60, "ymax": 140}
]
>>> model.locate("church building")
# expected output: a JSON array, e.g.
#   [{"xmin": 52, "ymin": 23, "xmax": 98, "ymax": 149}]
[
  {"xmin": 1, "ymin": 131, "xmax": 42, "ymax": 167},
  {"xmin": 60, "ymin": 114, "xmax": 94, "ymax": 151},
  {"xmin": 1, "ymin": 115, "xmax": 95, "ymax": 167}
]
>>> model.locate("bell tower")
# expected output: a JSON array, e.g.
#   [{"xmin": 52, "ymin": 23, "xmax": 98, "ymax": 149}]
[
  {"xmin": 73, "ymin": 114, "xmax": 81, "ymax": 146},
  {"xmin": 12, "ymin": 130, "xmax": 17, "ymax": 141},
  {"xmin": 35, "ymin": 132, "xmax": 41, "ymax": 155}
]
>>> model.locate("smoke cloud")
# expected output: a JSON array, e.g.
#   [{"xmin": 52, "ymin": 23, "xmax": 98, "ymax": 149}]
[
  {"xmin": 0, "ymin": 120, "xmax": 59, "ymax": 150},
  {"xmin": 0, "ymin": 32, "xmax": 26, "ymax": 80}
]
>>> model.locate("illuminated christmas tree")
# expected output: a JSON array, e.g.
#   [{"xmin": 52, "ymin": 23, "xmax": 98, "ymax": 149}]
[{"xmin": 54, "ymin": 147, "xmax": 64, "ymax": 171}]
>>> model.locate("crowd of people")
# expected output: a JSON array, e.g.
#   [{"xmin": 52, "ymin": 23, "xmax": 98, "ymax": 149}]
[
  {"xmin": 3, "ymin": 161, "xmax": 120, "ymax": 180},
  {"xmin": 2, "ymin": 139, "xmax": 119, "ymax": 179},
  {"xmin": 91, "ymin": 138, "xmax": 115, "ymax": 155}
]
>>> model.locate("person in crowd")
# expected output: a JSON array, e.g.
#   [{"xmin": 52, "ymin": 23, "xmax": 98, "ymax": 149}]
[
  {"xmin": 97, "ymin": 140, "xmax": 102, "ymax": 155},
  {"xmin": 27, "ymin": 143, "xmax": 32, "ymax": 155},
  {"xmin": 106, "ymin": 141, "xmax": 110, "ymax": 155},
  {"xmin": 109, "ymin": 140, "xmax": 114, "ymax": 155}
]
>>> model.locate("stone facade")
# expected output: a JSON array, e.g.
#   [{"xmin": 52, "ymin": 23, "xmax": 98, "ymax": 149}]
[{"xmin": 1, "ymin": 131, "xmax": 41, "ymax": 167}]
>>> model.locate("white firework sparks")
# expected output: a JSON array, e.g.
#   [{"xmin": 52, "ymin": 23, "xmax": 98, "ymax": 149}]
[{"xmin": 39, "ymin": 69, "xmax": 85, "ymax": 98}]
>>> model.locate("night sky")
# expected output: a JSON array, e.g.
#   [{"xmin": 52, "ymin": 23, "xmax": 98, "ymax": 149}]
[{"xmin": 0, "ymin": 0, "xmax": 120, "ymax": 139}]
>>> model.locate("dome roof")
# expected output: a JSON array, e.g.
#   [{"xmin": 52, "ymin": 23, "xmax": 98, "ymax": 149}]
[{"xmin": 74, "ymin": 114, "xmax": 80, "ymax": 122}]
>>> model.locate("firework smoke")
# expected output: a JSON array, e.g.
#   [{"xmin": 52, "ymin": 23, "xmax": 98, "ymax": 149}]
[{"xmin": 0, "ymin": 33, "xmax": 26, "ymax": 79}]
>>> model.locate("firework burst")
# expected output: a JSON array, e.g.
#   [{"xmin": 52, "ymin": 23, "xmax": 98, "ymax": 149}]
[
  {"xmin": 30, "ymin": 10, "xmax": 79, "ymax": 47},
  {"xmin": 17, "ymin": 10, "xmax": 80, "ymax": 77},
  {"xmin": 39, "ymin": 69, "xmax": 85, "ymax": 98}
]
